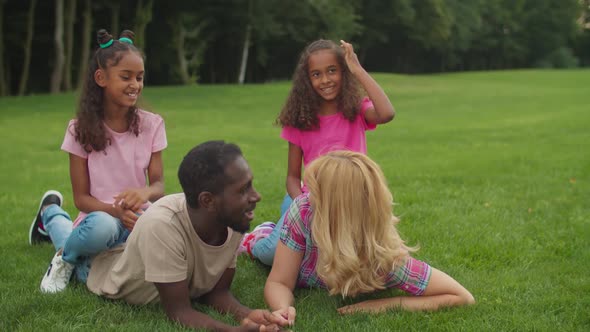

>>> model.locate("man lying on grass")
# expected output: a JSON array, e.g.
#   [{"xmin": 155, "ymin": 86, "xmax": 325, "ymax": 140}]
[{"xmin": 86, "ymin": 141, "xmax": 289, "ymax": 331}]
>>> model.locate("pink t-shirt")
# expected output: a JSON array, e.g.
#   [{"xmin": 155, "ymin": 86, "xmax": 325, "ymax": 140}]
[
  {"xmin": 61, "ymin": 109, "xmax": 167, "ymax": 227},
  {"xmin": 280, "ymin": 97, "xmax": 376, "ymax": 167}
]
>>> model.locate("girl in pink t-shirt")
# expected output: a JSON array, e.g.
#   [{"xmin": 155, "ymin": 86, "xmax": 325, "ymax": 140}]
[
  {"xmin": 29, "ymin": 29, "xmax": 167, "ymax": 293},
  {"xmin": 240, "ymin": 39, "xmax": 395, "ymax": 265}
]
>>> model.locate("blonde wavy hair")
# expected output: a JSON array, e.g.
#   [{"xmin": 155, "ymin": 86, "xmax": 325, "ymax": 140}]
[{"xmin": 305, "ymin": 150, "xmax": 413, "ymax": 297}]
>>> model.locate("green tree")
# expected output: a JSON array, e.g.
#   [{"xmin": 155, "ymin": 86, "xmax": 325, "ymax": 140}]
[
  {"xmin": 438, "ymin": 0, "xmax": 483, "ymax": 70},
  {"xmin": 50, "ymin": 0, "xmax": 64, "ymax": 93},
  {"xmin": 523, "ymin": 0, "xmax": 580, "ymax": 67},
  {"xmin": 62, "ymin": 0, "xmax": 75, "ymax": 91},
  {"xmin": 77, "ymin": 0, "xmax": 92, "ymax": 91},
  {"xmin": 358, "ymin": 0, "xmax": 452, "ymax": 72},
  {"xmin": 134, "ymin": 0, "xmax": 153, "ymax": 50},
  {"xmin": 0, "ymin": 0, "xmax": 6, "ymax": 96},
  {"xmin": 17, "ymin": 0, "xmax": 36, "ymax": 96}
]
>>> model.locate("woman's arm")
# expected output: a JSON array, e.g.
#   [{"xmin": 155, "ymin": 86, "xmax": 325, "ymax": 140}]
[
  {"xmin": 340, "ymin": 40, "xmax": 395, "ymax": 125},
  {"xmin": 285, "ymin": 143, "xmax": 303, "ymax": 199},
  {"xmin": 337, "ymin": 267, "xmax": 475, "ymax": 314},
  {"xmin": 264, "ymin": 241, "xmax": 303, "ymax": 324}
]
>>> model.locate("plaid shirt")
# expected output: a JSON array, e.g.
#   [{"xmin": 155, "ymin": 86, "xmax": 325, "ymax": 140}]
[{"xmin": 280, "ymin": 193, "xmax": 431, "ymax": 295}]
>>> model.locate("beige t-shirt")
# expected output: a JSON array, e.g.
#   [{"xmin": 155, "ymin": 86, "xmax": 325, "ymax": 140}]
[{"xmin": 86, "ymin": 193, "xmax": 243, "ymax": 305}]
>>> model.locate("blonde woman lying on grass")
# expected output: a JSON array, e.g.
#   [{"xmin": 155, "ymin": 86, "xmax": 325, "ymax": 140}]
[{"xmin": 261, "ymin": 150, "xmax": 475, "ymax": 325}]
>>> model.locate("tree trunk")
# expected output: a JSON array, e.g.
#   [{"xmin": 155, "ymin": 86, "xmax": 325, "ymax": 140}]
[
  {"xmin": 62, "ymin": 0, "xmax": 76, "ymax": 91},
  {"xmin": 77, "ymin": 0, "xmax": 92, "ymax": 91},
  {"xmin": 0, "ymin": 0, "xmax": 7, "ymax": 96},
  {"xmin": 134, "ymin": 0, "xmax": 154, "ymax": 50},
  {"xmin": 50, "ymin": 0, "xmax": 65, "ymax": 94},
  {"xmin": 18, "ymin": 0, "xmax": 37, "ymax": 96},
  {"xmin": 238, "ymin": 24, "xmax": 251, "ymax": 84},
  {"xmin": 110, "ymin": 2, "xmax": 120, "ymax": 36},
  {"xmin": 173, "ymin": 21, "xmax": 190, "ymax": 84},
  {"xmin": 238, "ymin": 0, "xmax": 254, "ymax": 84}
]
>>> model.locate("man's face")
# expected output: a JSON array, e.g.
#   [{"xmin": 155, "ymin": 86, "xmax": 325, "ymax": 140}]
[{"xmin": 216, "ymin": 156, "xmax": 261, "ymax": 233}]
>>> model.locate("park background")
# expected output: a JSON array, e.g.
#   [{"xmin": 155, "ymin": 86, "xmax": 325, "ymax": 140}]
[
  {"xmin": 1, "ymin": 0, "xmax": 590, "ymax": 94},
  {"xmin": 1, "ymin": 0, "xmax": 589, "ymax": 331}
]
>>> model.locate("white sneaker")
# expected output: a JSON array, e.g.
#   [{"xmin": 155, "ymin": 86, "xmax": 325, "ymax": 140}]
[{"xmin": 40, "ymin": 251, "xmax": 74, "ymax": 293}]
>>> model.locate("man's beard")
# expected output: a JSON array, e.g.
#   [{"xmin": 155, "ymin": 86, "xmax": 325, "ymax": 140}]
[{"xmin": 218, "ymin": 212, "xmax": 249, "ymax": 234}]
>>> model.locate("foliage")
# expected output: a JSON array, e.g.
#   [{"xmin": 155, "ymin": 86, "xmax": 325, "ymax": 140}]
[
  {"xmin": 0, "ymin": 0, "xmax": 588, "ymax": 93},
  {"xmin": 535, "ymin": 47, "xmax": 580, "ymax": 68}
]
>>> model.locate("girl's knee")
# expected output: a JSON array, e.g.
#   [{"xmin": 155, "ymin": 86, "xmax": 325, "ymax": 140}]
[
  {"xmin": 86, "ymin": 211, "xmax": 119, "ymax": 227},
  {"xmin": 251, "ymin": 241, "xmax": 277, "ymax": 266},
  {"xmin": 81, "ymin": 212, "xmax": 122, "ymax": 241}
]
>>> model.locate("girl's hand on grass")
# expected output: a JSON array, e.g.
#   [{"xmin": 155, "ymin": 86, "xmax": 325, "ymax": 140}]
[
  {"xmin": 239, "ymin": 309, "xmax": 286, "ymax": 331},
  {"xmin": 113, "ymin": 188, "xmax": 150, "ymax": 211},
  {"xmin": 272, "ymin": 306, "xmax": 296, "ymax": 326},
  {"xmin": 340, "ymin": 40, "xmax": 363, "ymax": 75}
]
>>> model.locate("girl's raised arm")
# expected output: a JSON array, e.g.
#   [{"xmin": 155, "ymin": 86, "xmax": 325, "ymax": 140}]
[{"xmin": 340, "ymin": 40, "xmax": 395, "ymax": 125}]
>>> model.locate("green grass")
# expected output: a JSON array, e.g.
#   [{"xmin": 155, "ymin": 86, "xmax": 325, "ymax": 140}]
[{"xmin": 1, "ymin": 69, "xmax": 589, "ymax": 331}]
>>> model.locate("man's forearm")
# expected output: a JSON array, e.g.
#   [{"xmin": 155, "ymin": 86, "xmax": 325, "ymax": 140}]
[
  {"xmin": 203, "ymin": 290, "xmax": 252, "ymax": 322},
  {"xmin": 166, "ymin": 306, "xmax": 236, "ymax": 331}
]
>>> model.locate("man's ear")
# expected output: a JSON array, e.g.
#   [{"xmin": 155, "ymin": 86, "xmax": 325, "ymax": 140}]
[
  {"xmin": 94, "ymin": 69, "xmax": 107, "ymax": 87},
  {"xmin": 198, "ymin": 192, "xmax": 217, "ymax": 212}
]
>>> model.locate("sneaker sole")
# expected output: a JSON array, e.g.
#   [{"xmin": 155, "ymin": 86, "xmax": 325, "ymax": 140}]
[{"xmin": 29, "ymin": 190, "xmax": 63, "ymax": 245}]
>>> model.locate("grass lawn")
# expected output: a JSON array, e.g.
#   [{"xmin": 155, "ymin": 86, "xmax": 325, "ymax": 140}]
[{"xmin": 0, "ymin": 69, "xmax": 588, "ymax": 331}]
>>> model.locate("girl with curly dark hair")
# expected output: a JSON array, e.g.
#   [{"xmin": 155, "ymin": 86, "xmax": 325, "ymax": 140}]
[
  {"xmin": 30, "ymin": 29, "xmax": 167, "ymax": 293},
  {"xmin": 239, "ymin": 40, "xmax": 395, "ymax": 266}
]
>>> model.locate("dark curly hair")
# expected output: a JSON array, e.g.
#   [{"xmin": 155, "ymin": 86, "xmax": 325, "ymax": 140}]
[
  {"xmin": 178, "ymin": 141, "xmax": 244, "ymax": 208},
  {"xmin": 276, "ymin": 39, "xmax": 363, "ymax": 131},
  {"xmin": 74, "ymin": 29, "xmax": 143, "ymax": 152}
]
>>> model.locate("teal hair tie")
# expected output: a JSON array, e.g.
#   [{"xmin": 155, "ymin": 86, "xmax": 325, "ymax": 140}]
[
  {"xmin": 119, "ymin": 37, "xmax": 133, "ymax": 45},
  {"xmin": 99, "ymin": 39, "xmax": 114, "ymax": 49}
]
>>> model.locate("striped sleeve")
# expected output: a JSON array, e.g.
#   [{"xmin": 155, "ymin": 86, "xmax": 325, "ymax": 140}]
[
  {"xmin": 279, "ymin": 196, "xmax": 308, "ymax": 252},
  {"xmin": 384, "ymin": 257, "xmax": 432, "ymax": 295}
]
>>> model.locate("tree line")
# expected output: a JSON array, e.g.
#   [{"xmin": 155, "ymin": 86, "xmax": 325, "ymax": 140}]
[{"xmin": 1, "ymin": 0, "xmax": 589, "ymax": 96}]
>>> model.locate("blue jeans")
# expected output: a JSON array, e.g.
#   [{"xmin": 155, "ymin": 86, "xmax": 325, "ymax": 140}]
[
  {"xmin": 251, "ymin": 194, "xmax": 292, "ymax": 266},
  {"xmin": 42, "ymin": 205, "xmax": 130, "ymax": 282}
]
